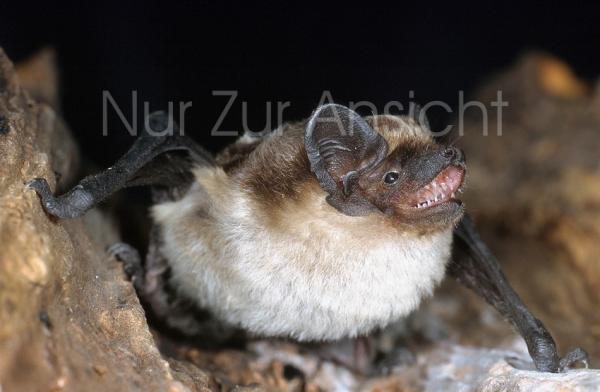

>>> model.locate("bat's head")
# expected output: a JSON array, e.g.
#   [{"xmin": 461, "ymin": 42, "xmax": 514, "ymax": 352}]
[{"xmin": 305, "ymin": 104, "xmax": 465, "ymax": 232}]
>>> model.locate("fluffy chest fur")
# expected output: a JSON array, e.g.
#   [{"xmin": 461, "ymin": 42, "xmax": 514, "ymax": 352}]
[{"xmin": 152, "ymin": 166, "xmax": 454, "ymax": 341}]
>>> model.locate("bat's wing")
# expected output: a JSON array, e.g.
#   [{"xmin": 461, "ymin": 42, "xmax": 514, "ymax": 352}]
[
  {"xmin": 28, "ymin": 112, "xmax": 241, "ymax": 342},
  {"xmin": 27, "ymin": 111, "xmax": 214, "ymax": 218},
  {"xmin": 450, "ymin": 214, "xmax": 589, "ymax": 372}
]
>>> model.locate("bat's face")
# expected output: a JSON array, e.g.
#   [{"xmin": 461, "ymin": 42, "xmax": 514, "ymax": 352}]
[
  {"xmin": 305, "ymin": 104, "xmax": 466, "ymax": 232},
  {"xmin": 357, "ymin": 141, "xmax": 465, "ymax": 230}
]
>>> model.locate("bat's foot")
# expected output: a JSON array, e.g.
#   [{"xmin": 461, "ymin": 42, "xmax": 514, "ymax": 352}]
[
  {"xmin": 107, "ymin": 242, "xmax": 144, "ymax": 289},
  {"xmin": 559, "ymin": 347, "xmax": 590, "ymax": 371},
  {"xmin": 26, "ymin": 177, "xmax": 93, "ymax": 219}
]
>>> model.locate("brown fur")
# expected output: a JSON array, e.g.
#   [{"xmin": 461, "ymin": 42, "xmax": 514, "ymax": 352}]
[
  {"xmin": 212, "ymin": 115, "xmax": 461, "ymax": 236},
  {"xmin": 222, "ymin": 124, "xmax": 314, "ymax": 204},
  {"xmin": 216, "ymin": 139, "xmax": 262, "ymax": 173}
]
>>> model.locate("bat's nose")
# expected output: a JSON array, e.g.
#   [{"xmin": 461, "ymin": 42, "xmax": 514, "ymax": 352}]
[{"xmin": 441, "ymin": 146, "xmax": 464, "ymax": 164}]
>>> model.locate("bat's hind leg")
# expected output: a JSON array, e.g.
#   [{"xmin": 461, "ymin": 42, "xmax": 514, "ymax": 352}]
[
  {"xmin": 108, "ymin": 242, "xmax": 145, "ymax": 292},
  {"xmin": 109, "ymin": 229, "xmax": 238, "ymax": 346}
]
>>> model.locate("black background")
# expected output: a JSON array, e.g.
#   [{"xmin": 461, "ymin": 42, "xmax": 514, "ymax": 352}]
[{"xmin": 1, "ymin": 2, "xmax": 600, "ymax": 165}]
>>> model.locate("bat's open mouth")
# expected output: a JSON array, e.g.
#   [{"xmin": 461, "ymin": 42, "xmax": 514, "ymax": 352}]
[{"xmin": 411, "ymin": 165, "xmax": 465, "ymax": 209}]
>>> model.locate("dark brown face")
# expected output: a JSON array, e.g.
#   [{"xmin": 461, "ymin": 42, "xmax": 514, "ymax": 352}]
[
  {"xmin": 304, "ymin": 103, "xmax": 466, "ymax": 230},
  {"xmin": 358, "ymin": 142, "xmax": 466, "ymax": 230}
]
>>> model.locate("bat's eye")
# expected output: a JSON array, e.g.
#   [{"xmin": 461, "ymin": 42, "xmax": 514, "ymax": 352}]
[{"xmin": 384, "ymin": 171, "xmax": 400, "ymax": 184}]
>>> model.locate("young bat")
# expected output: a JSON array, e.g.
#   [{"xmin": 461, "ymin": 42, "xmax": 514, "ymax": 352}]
[{"xmin": 27, "ymin": 104, "xmax": 587, "ymax": 372}]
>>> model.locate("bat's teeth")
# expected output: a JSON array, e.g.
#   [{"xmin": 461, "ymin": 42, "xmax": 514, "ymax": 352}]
[{"xmin": 415, "ymin": 166, "xmax": 464, "ymax": 209}]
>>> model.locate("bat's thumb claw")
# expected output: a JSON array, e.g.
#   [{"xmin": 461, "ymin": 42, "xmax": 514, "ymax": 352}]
[
  {"xmin": 25, "ymin": 178, "xmax": 91, "ymax": 219},
  {"xmin": 559, "ymin": 347, "xmax": 590, "ymax": 371},
  {"xmin": 25, "ymin": 178, "xmax": 50, "ymax": 194}
]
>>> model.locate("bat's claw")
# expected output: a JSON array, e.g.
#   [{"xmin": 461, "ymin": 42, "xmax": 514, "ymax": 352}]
[
  {"xmin": 559, "ymin": 347, "xmax": 590, "ymax": 371},
  {"xmin": 26, "ymin": 177, "xmax": 51, "ymax": 197}
]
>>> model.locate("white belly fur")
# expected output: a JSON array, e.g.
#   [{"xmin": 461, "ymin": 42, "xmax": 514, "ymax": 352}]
[{"xmin": 152, "ymin": 168, "xmax": 453, "ymax": 341}]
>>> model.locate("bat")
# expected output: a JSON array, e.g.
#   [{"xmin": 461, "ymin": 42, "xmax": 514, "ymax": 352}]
[{"xmin": 27, "ymin": 104, "xmax": 588, "ymax": 372}]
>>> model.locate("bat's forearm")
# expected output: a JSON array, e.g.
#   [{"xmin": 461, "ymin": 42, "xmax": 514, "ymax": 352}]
[
  {"xmin": 27, "ymin": 111, "xmax": 213, "ymax": 219},
  {"xmin": 451, "ymin": 215, "xmax": 588, "ymax": 372}
]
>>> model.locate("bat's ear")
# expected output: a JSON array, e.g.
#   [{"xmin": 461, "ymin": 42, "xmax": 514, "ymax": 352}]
[{"xmin": 305, "ymin": 104, "xmax": 388, "ymax": 215}]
